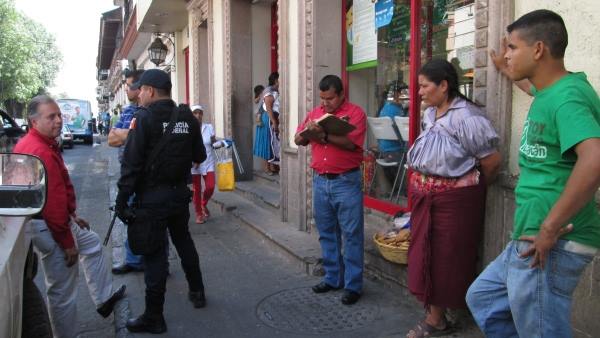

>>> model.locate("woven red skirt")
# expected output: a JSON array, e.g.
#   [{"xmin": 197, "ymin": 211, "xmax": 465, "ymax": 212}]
[{"xmin": 407, "ymin": 170, "xmax": 486, "ymax": 309}]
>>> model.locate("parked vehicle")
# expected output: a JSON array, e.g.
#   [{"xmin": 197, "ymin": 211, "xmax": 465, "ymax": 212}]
[
  {"xmin": 56, "ymin": 99, "xmax": 93, "ymax": 145},
  {"xmin": 13, "ymin": 118, "xmax": 26, "ymax": 129},
  {"xmin": 0, "ymin": 153, "xmax": 51, "ymax": 337},
  {"xmin": 0, "ymin": 109, "xmax": 26, "ymax": 152},
  {"xmin": 59, "ymin": 125, "xmax": 74, "ymax": 150},
  {"xmin": 56, "ymin": 134, "xmax": 63, "ymax": 152}
]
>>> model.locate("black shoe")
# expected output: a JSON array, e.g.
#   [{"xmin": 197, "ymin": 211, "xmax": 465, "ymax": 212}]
[
  {"xmin": 126, "ymin": 314, "xmax": 167, "ymax": 334},
  {"xmin": 341, "ymin": 290, "xmax": 361, "ymax": 305},
  {"xmin": 189, "ymin": 291, "xmax": 206, "ymax": 308},
  {"xmin": 312, "ymin": 282, "xmax": 341, "ymax": 294},
  {"xmin": 112, "ymin": 264, "xmax": 143, "ymax": 275},
  {"xmin": 97, "ymin": 285, "xmax": 126, "ymax": 318}
]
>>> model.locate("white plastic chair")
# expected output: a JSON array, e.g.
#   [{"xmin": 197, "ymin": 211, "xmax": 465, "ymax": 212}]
[
  {"xmin": 393, "ymin": 116, "xmax": 411, "ymax": 202},
  {"xmin": 367, "ymin": 116, "xmax": 403, "ymax": 200},
  {"xmin": 393, "ymin": 116, "xmax": 410, "ymax": 142}
]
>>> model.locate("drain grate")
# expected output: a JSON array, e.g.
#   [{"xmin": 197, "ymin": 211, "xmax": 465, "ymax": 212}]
[{"xmin": 256, "ymin": 287, "xmax": 379, "ymax": 334}]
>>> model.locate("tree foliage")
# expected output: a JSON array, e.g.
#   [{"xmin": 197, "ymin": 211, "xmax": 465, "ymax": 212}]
[{"xmin": 0, "ymin": 0, "xmax": 62, "ymax": 116}]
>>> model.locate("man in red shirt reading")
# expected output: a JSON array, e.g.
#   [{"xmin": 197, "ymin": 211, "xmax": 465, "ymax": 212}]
[
  {"xmin": 15, "ymin": 95, "xmax": 125, "ymax": 338},
  {"xmin": 294, "ymin": 75, "xmax": 367, "ymax": 305}
]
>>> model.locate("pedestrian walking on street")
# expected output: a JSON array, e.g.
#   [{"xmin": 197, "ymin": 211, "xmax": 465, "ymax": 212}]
[
  {"xmin": 466, "ymin": 10, "xmax": 600, "ymax": 338},
  {"xmin": 98, "ymin": 119, "xmax": 104, "ymax": 136},
  {"xmin": 103, "ymin": 111, "xmax": 111, "ymax": 135},
  {"xmin": 190, "ymin": 104, "xmax": 217, "ymax": 224},
  {"xmin": 404, "ymin": 59, "xmax": 501, "ymax": 338},
  {"xmin": 294, "ymin": 75, "xmax": 367, "ymax": 306},
  {"xmin": 108, "ymin": 68, "xmax": 146, "ymax": 274},
  {"xmin": 115, "ymin": 69, "xmax": 207, "ymax": 334},
  {"xmin": 15, "ymin": 95, "xmax": 126, "ymax": 338}
]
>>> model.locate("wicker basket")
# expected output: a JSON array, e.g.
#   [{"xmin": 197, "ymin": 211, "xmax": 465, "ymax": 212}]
[{"xmin": 373, "ymin": 233, "xmax": 409, "ymax": 265}]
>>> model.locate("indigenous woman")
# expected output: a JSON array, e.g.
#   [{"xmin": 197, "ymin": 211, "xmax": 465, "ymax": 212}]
[
  {"xmin": 405, "ymin": 59, "xmax": 501, "ymax": 338},
  {"xmin": 253, "ymin": 72, "xmax": 280, "ymax": 175},
  {"xmin": 191, "ymin": 105, "xmax": 217, "ymax": 224}
]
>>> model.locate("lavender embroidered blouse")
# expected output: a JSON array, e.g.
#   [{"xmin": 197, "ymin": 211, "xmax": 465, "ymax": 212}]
[{"xmin": 407, "ymin": 97, "xmax": 499, "ymax": 178}]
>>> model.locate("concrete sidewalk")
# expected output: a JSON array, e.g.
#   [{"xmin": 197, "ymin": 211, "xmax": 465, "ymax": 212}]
[
  {"xmin": 105, "ymin": 141, "xmax": 482, "ymax": 337},
  {"xmin": 112, "ymin": 204, "xmax": 424, "ymax": 337}
]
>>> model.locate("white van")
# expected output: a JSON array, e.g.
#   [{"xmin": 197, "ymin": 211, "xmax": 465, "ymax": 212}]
[{"xmin": 0, "ymin": 153, "xmax": 51, "ymax": 337}]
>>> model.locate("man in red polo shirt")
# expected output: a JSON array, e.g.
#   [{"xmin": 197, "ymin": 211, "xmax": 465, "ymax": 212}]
[
  {"xmin": 15, "ymin": 95, "xmax": 125, "ymax": 337},
  {"xmin": 294, "ymin": 75, "xmax": 366, "ymax": 305}
]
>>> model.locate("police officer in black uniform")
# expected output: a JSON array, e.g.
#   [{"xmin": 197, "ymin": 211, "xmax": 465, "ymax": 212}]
[{"xmin": 115, "ymin": 69, "xmax": 207, "ymax": 334}]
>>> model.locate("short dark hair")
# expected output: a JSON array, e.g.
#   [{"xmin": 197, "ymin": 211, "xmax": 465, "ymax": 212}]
[
  {"xmin": 319, "ymin": 75, "xmax": 344, "ymax": 95},
  {"xmin": 125, "ymin": 69, "xmax": 144, "ymax": 83},
  {"xmin": 254, "ymin": 85, "xmax": 265, "ymax": 98},
  {"xmin": 27, "ymin": 95, "xmax": 56, "ymax": 120},
  {"xmin": 268, "ymin": 72, "xmax": 279, "ymax": 86},
  {"xmin": 507, "ymin": 9, "xmax": 568, "ymax": 58}
]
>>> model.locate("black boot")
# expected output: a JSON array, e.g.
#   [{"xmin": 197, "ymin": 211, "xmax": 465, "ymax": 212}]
[
  {"xmin": 189, "ymin": 290, "xmax": 206, "ymax": 308},
  {"xmin": 126, "ymin": 314, "xmax": 167, "ymax": 334},
  {"xmin": 97, "ymin": 285, "xmax": 126, "ymax": 318}
]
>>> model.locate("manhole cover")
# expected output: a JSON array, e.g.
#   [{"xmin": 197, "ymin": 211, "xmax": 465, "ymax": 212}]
[{"xmin": 256, "ymin": 287, "xmax": 379, "ymax": 334}]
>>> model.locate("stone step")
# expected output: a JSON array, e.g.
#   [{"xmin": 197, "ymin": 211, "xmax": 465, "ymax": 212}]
[
  {"xmin": 210, "ymin": 191, "xmax": 322, "ymax": 276},
  {"xmin": 253, "ymin": 170, "xmax": 280, "ymax": 185},
  {"xmin": 363, "ymin": 211, "xmax": 409, "ymax": 289},
  {"xmin": 213, "ymin": 185, "xmax": 410, "ymax": 291},
  {"xmin": 234, "ymin": 179, "xmax": 280, "ymax": 212}
]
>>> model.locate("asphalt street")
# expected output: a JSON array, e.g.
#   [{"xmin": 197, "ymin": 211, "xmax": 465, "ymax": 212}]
[{"xmin": 35, "ymin": 137, "xmax": 480, "ymax": 338}]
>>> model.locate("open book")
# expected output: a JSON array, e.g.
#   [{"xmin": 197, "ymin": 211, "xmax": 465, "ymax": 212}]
[{"xmin": 299, "ymin": 113, "xmax": 356, "ymax": 140}]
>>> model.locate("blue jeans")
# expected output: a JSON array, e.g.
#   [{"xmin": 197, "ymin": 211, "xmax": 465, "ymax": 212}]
[
  {"xmin": 313, "ymin": 169, "xmax": 364, "ymax": 293},
  {"xmin": 125, "ymin": 238, "xmax": 143, "ymax": 268},
  {"xmin": 466, "ymin": 240, "xmax": 594, "ymax": 338}
]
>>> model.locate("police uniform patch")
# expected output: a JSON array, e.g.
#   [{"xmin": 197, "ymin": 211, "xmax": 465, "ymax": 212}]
[{"xmin": 129, "ymin": 117, "xmax": 137, "ymax": 130}]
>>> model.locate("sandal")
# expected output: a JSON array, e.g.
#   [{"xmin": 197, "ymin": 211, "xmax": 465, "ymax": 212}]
[{"xmin": 406, "ymin": 320, "xmax": 454, "ymax": 338}]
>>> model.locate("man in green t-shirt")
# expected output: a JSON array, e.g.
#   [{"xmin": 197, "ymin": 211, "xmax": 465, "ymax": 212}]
[
  {"xmin": 110, "ymin": 111, "xmax": 119, "ymax": 130},
  {"xmin": 466, "ymin": 10, "xmax": 600, "ymax": 338}
]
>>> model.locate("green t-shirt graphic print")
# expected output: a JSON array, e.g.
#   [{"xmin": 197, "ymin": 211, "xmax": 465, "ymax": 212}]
[{"xmin": 513, "ymin": 72, "xmax": 600, "ymax": 248}]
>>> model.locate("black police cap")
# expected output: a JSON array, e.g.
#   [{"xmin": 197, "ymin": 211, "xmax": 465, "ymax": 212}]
[{"xmin": 131, "ymin": 69, "xmax": 172, "ymax": 91}]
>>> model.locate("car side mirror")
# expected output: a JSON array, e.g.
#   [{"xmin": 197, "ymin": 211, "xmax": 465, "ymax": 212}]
[
  {"xmin": 0, "ymin": 153, "xmax": 47, "ymax": 216},
  {"xmin": 21, "ymin": 124, "xmax": 28, "ymax": 132}
]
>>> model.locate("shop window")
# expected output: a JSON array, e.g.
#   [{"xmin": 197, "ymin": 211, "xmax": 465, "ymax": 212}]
[
  {"xmin": 344, "ymin": 0, "xmax": 475, "ymax": 208},
  {"xmin": 421, "ymin": 0, "xmax": 475, "ymax": 100}
]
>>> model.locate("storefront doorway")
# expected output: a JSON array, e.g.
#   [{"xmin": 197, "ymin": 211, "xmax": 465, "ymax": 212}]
[
  {"xmin": 342, "ymin": 0, "xmax": 476, "ymax": 214},
  {"xmin": 251, "ymin": 0, "xmax": 279, "ymax": 176}
]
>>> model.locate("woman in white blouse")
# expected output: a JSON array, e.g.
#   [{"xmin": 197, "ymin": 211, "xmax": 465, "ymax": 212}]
[{"xmin": 190, "ymin": 105, "xmax": 217, "ymax": 224}]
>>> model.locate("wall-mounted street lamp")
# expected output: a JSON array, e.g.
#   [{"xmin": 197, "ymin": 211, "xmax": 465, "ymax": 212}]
[
  {"xmin": 148, "ymin": 37, "xmax": 168, "ymax": 66},
  {"xmin": 148, "ymin": 33, "xmax": 175, "ymax": 67}
]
